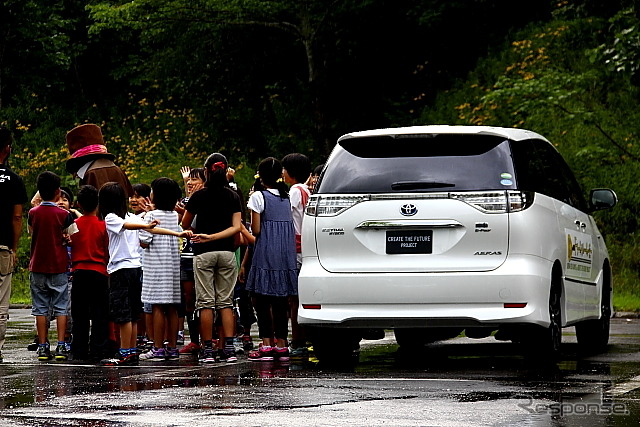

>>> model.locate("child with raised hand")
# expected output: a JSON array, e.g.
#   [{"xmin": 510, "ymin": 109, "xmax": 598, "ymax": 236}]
[
  {"xmin": 98, "ymin": 182, "xmax": 191, "ymax": 366},
  {"xmin": 139, "ymin": 177, "xmax": 185, "ymax": 361},
  {"xmin": 245, "ymin": 157, "xmax": 298, "ymax": 362}
]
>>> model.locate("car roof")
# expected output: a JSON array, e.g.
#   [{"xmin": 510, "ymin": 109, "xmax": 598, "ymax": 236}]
[{"xmin": 338, "ymin": 125, "xmax": 550, "ymax": 143}]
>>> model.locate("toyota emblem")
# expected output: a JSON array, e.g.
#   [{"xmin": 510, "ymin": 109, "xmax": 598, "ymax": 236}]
[{"xmin": 400, "ymin": 203, "xmax": 417, "ymax": 216}]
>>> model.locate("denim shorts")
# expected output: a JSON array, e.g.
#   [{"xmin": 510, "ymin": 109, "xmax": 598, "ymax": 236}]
[{"xmin": 30, "ymin": 272, "xmax": 69, "ymax": 317}]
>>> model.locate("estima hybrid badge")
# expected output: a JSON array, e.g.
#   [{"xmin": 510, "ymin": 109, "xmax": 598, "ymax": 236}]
[{"xmin": 400, "ymin": 203, "xmax": 418, "ymax": 216}]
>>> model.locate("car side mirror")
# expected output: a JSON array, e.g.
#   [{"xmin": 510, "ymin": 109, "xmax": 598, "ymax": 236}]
[{"xmin": 589, "ymin": 189, "xmax": 617, "ymax": 212}]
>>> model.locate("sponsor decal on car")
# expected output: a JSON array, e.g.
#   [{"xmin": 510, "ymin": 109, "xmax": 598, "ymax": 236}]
[{"xmin": 566, "ymin": 229, "xmax": 593, "ymax": 278}]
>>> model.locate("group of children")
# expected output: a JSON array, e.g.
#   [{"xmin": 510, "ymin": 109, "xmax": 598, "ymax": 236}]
[{"xmin": 27, "ymin": 151, "xmax": 322, "ymax": 366}]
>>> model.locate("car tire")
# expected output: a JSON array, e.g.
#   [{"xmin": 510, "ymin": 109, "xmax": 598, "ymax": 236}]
[
  {"xmin": 575, "ymin": 266, "xmax": 611, "ymax": 353},
  {"xmin": 523, "ymin": 271, "xmax": 562, "ymax": 360}
]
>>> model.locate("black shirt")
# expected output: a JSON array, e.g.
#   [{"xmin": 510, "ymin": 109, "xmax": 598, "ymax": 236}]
[
  {"xmin": 0, "ymin": 164, "xmax": 28, "ymax": 248},
  {"xmin": 185, "ymin": 186, "xmax": 241, "ymax": 255}
]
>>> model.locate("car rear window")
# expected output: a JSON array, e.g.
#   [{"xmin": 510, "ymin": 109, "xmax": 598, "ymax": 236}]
[{"xmin": 317, "ymin": 134, "xmax": 517, "ymax": 194}]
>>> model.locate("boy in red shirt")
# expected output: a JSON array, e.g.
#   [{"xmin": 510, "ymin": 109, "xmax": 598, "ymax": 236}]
[
  {"xmin": 28, "ymin": 171, "xmax": 75, "ymax": 361},
  {"xmin": 69, "ymin": 185, "xmax": 110, "ymax": 360}
]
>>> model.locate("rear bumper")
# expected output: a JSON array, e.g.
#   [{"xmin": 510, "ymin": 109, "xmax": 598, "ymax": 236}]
[{"xmin": 298, "ymin": 255, "xmax": 554, "ymax": 329}]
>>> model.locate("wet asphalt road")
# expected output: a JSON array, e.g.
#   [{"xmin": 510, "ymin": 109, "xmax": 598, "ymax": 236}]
[{"xmin": 1, "ymin": 308, "xmax": 639, "ymax": 426}]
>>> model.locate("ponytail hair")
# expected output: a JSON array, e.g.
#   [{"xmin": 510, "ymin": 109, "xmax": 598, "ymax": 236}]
[
  {"xmin": 203, "ymin": 152, "xmax": 229, "ymax": 189},
  {"xmin": 257, "ymin": 157, "xmax": 288, "ymax": 199}
]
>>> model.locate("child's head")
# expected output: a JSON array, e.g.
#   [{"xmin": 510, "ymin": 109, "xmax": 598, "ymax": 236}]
[
  {"xmin": 204, "ymin": 152, "xmax": 229, "ymax": 188},
  {"xmin": 309, "ymin": 163, "xmax": 324, "ymax": 193},
  {"xmin": 129, "ymin": 183, "xmax": 151, "ymax": 214},
  {"xmin": 150, "ymin": 177, "xmax": 181, "ymax": 211},
  {"xmin": 99, "ymin": 182, "xmax": 128, "ymax": 219},
  {"xmin": 282, "ymin": 153, "xmax": 311, "ymax": 185},
  {"xmin": 76, "ymin": 185, "xmax": 99, "ymax": 214},
  {"xmin": 258, "ymin": 157, "xmax": 288, "ymax": 198},
  {"xmin": 187, "ymin": 168, "xmax": 206, "ymax": 194},
  {"xmin": 248, "ymin": 172, "xmax": 265, "ymax": 197},
  {"xmin": 36, "ymin": 171, "xmax": 61, "ymax": 202},
  {"xmin": 57, "ymin": 187, "xmax": 74, "ymax": 211}
]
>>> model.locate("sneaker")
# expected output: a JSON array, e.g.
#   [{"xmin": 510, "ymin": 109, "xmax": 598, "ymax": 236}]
[
  {"xmin": 248, "ymin": 344, "xmax": 274, "ymax": 361},
  {"xmin": 233, "ymin": 337, "xmax": 245, "ymax": 354},
  {"xmin": 242, "ymin": 335, "xmax": 254, "ymax": 351},
  {"xmin": 289, "ymin": 346, "xmax": 309, "ymax": 358},
  {"xmin": 199, "ymin": 346, "xmax": 217, "ymax": 363},
  {"xmin": 219, "ymin": 348, "xmax": 237, "ymax": 363},
  {"xmin": 136, "ymin": 335, "xmax": 148, "ymax": 351},
  {"xmin": 27, "ymin": 336, "xmax": 39, "ymax": 351},
  {"xmin": 54, "ymin": 343, "xmax": 70, "ymax": 361},
  {"xmin": 100, "ymin": 352, "xmax": 137, "ymax": 366},
  {"xmin": 145, "ymin": 340, "xmax": 154, "ymax": 351},
  {"xmin": 138, "ymin": 349, "xmax": 155, "ymax": 360},
  {"xmin": 179, "ymin": 342, "xmax": 201, "ymax": 355},
  {"xmin": 37, "ymin": 344, "xmax": 52, "ymax": 361},
  {"xmin": 273, "ymin": 346, "xmax": 290, "ymax": 362},
  {"xmin": 166, "ymin": 347, "xmax": 179, "ymax": 360},
  {"xmin": 149, "ymin": 347, "xmax": 167, "ymax": 361},
  {"xmin": 176, "ymin": 330, "xmax": 185, "ymax": 346}
]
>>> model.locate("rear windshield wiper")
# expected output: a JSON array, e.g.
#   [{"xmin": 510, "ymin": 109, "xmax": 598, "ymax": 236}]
[{"xmin": 391, "ymin": 181, "xmax": 455, "ymax": 191}]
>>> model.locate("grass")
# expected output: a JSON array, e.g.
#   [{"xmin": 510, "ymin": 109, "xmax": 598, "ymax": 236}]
[
  {"xmin": 9, "ymin": 269, "xmax": 31, "ymax": 305},
  {"xmin": 612, "ymin": 293, "xmax": 640, "ymax": 313}
]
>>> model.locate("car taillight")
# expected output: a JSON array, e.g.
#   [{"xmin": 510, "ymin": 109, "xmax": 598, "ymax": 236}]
[
  {"xmin": 305, "ymin": 195, "xmax": 370, "ymax": 217},
  {"xmin": 450, "ymin": 191, "xmax": 531, "ymax": 213}
]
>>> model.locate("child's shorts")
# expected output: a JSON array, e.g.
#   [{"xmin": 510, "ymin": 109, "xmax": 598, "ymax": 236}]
[
  {"xmin": 109, "ymin": 267, "xmax": 142, "ymax": 324},
  {"xmin": 143, "ymin": 302, "xmax": 152, "ymax": 314},
  {"xmin": 180, "ymin": 257, "xmax": 194, "ymax": 282},
  {"xmin": 29, "ymin": 272, "xmax": 69, "ymax": 317}
]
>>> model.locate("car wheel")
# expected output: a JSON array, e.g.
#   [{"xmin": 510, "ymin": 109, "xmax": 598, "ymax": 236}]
[
  {"xmin": 546, "ymin": 282, "xmax": 563, "ymax": 357},
  {"xmin": 523, "ymin": 274, "xmax": 562, "ymax": 360},
  {"xmin": 575, "ymin": 267, "xmax": 611, "ymax": 353}
]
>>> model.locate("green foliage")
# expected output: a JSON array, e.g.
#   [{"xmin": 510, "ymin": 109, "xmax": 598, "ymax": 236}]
[{"xmin": 591, "ymin": 7, "xmax": 640, "ymax": 80}]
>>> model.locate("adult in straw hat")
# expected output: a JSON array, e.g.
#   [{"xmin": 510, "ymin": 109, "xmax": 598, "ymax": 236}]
[{"xmin": 65, "ymin": 124, "xmax": 133, "ymax": 197}]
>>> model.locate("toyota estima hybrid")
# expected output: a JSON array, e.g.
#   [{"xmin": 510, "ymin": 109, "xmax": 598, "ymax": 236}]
[{"xmin": 298, "ymin": 125, "xmax": 617, "ymax": 363}]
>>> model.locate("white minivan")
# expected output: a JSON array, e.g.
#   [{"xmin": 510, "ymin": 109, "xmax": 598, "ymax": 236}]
[{"xmin": 298, "ymin": 126, "xmax": 617, "ymax": 363}]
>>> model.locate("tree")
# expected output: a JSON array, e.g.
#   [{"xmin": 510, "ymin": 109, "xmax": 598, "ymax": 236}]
[
  {"xmin": 87, "ymin": 0, "xmax": 379, "ymax": 154},
  {"xmin": 0, "ymin": 0, "xmax": 75, "ymax": 109}
]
